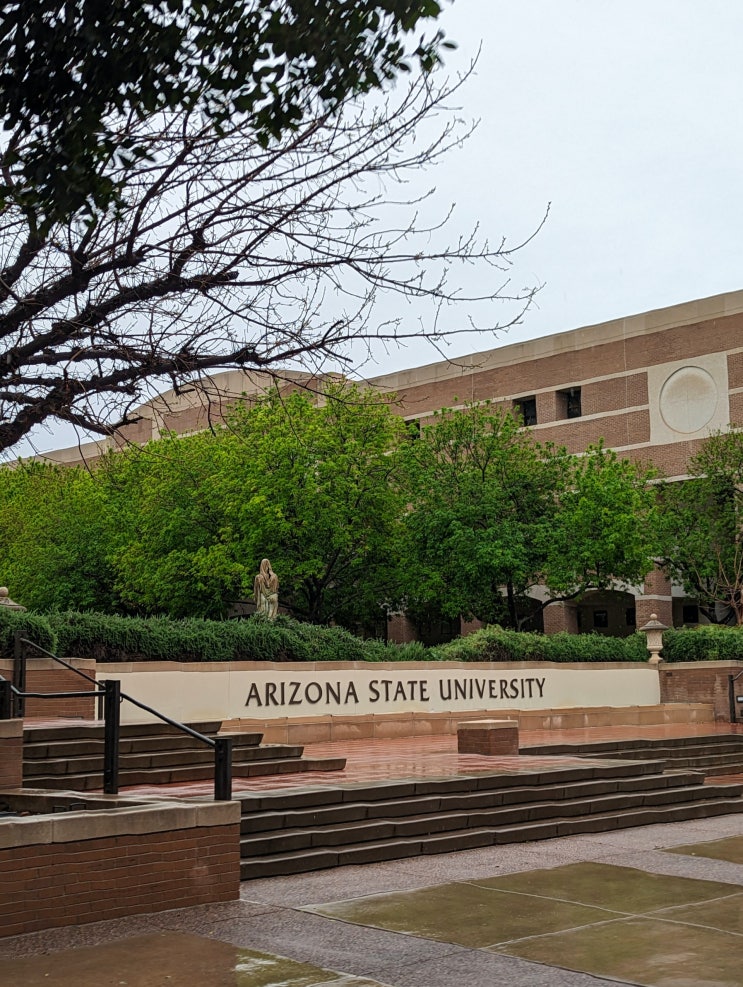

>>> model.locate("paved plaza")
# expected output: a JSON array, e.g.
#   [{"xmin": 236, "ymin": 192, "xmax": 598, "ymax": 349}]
[{"xmin": 3, "ymin": 725, "xmax": 743, "ymax": 984}]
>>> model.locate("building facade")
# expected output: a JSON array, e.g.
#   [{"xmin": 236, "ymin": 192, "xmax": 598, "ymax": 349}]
[{"xmin": 41, "ymin": 289, "xmax": 743, "ymax": 637}]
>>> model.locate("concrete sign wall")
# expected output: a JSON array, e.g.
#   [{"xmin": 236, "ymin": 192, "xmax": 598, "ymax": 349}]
[{"xmin": 96, "ymin": 661, "xmax": 661, "ymax": 725}]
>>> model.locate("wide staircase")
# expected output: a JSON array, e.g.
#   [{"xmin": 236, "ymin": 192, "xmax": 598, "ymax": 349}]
[
  {"xmin": 238, "ymin": 756, "xmax": 743, "ymax": 879},
  {"xmin": 22, "ymin": 721, "xmax": 346, "ymax": 791},
  {"xmin": 521, "ymin": 734, "xmax": 743, "ymax": 777}
]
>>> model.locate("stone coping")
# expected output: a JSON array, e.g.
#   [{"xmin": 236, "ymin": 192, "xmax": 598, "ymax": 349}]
[
  {"xmin": 92, "ymin": 659, "xmax": 664, "ymax": 672},
  {"xmin": 0, "ymin": 719, "xmax": 22, "ymax": 739},
  {"xmin": 224, "ymin": 703, "xmax": 713, "ymax": 727},
  {"xmin": 0, "ymin": 657, "xmax": 96, "ymax": 671},
  {"xmin": 0, "ymin": 792, "xmax": 239, "ymax": 849},
  {"xmin": 222, "ymin": 703, "xmax": 715, "ymax": 744},
  {"xmin": 457, "ymin": 719, "xmax": 518, "ymax": 729}
]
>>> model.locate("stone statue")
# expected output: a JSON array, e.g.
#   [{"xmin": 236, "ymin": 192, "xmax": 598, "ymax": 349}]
[
  {"xmin": 0, "ymin": 587, "xmax": 25, "ymax": 611},
  {"xmin": 253, "ymin": 559, "xmax": 279, "ymax": 619}
]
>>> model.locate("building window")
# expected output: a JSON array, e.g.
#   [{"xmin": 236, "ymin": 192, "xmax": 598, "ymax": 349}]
[
  {"xmin": 557, "ymin": 387, "xmax": 582, "ymax": 419},
  {"xmin": 625, "ymin": 607, "xmax": 636, "ymax": 627},
  {"xmin": 406, "ymin": 419, "xmax": 421, "ymax": 440},
  {"xmin": 513, "ymin": 396, "xmax": 537, "ymax": 426},
  {"xmin": 593, "ymin": 609, "xmax": 608, "ymax": 629},
  {"xmin": 682, "ymin": 604, "xmax": 699, "ymax": 625}
]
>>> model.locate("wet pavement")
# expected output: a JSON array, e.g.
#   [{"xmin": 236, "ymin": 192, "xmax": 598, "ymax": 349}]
[
  {"xmin": 5, "ymin": 722, "xmax": 743, "ymax": 984},
  {"xmin": 119, "ymin": 723, "xmax": 743, "ymax": 798},
  {"xmin": 2, "ymin": 812, "xmax": 743, "ymax": 986}
]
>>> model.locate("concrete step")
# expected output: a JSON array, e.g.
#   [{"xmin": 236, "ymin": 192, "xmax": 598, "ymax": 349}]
[
  {"xmin": 22, "ymin": 721, "xmax": 223, "ymax": 742},
  {"xmin": 238, "ymin": 771, "xmax": 709, "ymax": 834},
  {"xmin": 520, "ymin": 735, "xmax": 743, "ymax": 778},
  {"xmin": 238, "ymin": 754, "xmax": 743, "ymax": 879},
  {"xmin": 27, "ymin": 754, "xmax": 347, "ymax": 791},
  {"xmin": 240, "ymin": 782, "xmax": 741, "ymax": 856},
  {"xmin": 238, "ymin": 760, "xmax": 673, "ymax": 821},
  {"xmin": 587, "ymin": 745, "xmax": 743, "ymax": 761},
  {"xmin": 240, "ymin": 794, "xmax": 743, "ymax": 880},
  {"xmin": 22, "ymin": 719, "xmax": 345, "ymax": 791},
  {"xmin": 22, "ymin": 732, "xmax": 264, "ymax": 760},
  {"xmin": 522, "ymin": 735, "xmax": 743, "ymax": 756},
  {"xmin": 23, "ymin": 743, "xmax": 306, "ymax": 777}
]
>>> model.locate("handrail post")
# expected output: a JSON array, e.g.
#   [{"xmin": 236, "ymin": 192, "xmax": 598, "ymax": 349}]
[
  {"xmin": 730, "ymin": 669, "xmax": 743, "ymax": 724},
  {"xmin": 730, "ymin": 674, "xmax": 737, "ymax": 724},
  {"xmin": 102, "ymin": 679, "xmax": 121, "ymax": 795},
  {"xmin": 0, "ymin": 679, "xmax": 11, "ymax": 720},
  {"xmin": 213, "ymin": 736, "xmax": 233, "ymax": 801},
  {"xmin": 12, "ymin": 631, "xmax": 26, "ymax": 718}
]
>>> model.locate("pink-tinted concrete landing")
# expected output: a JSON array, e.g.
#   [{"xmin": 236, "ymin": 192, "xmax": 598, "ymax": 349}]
[{"xmin": 120, "ymin": 721, "xmax": 743, "ymax": 798}]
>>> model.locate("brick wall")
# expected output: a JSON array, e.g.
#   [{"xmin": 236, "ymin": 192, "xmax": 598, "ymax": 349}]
[
  {"xmin": 581, "ymin": 374, "xmax": 648, "ymax": 415},
  {"xmin": 543, "ymin": 602, "xmax": 579, "ymax": 635},
  {"xmin": 636, "ymin": 567, "xmax": 673, "ymax": 628},
  {"xmin": 0, "ymin": 821, "xmax": 240, "ymax": 938},
  {"xmin": 534, "ymin": 409, "xmax": 651, "ymax": 454},
  {"xmin": 0, "ymin": 659, "xmax": 97, "ymax": 719},
  {"xmin": 727, "ymin": 351, "xmax": 743, "ymax": 389},
  {"xmin": 0, "ymin": 719, "xmax": 22, "ymax": 788},
  {"xmin": 659, "ymin": 662, "xmax": 743, "ymax": 721}
]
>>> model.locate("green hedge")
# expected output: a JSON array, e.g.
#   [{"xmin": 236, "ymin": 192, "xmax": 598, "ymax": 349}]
[
  {"xmin": 6, "ymin": 608, "xmax": 743, "ymax": 664},
  {"xmin": 430, "ymin": 627, "xmax": 649, "ymax": 663},
  {"xmin": 0, "ymin": 610, "xmax": 57, "ymax": 659},
  {"xmin": 43, "ymin": 611, "xmax": 415, "ymax": 663},
  {"xmin": 661, "ymin": 625, "xmax": 743, "ymax": 663}
]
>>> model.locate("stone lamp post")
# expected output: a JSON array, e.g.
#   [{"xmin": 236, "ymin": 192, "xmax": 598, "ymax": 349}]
[
  {"xmin": 639, "ymin": 612, "xmax": 668, "ymax": 665},
  {"xmin": 0, "ymin": 587, "xmax": 25, "ymax": 612}
]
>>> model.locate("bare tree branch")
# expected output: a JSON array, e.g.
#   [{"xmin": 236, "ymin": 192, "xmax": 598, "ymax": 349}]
[{"xmin": 0, "ymin": 69, "xmax": 541, "ymax": 454}]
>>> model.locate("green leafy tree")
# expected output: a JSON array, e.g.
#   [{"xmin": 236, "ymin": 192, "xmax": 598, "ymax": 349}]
[
  {"xmin": 98, "ymin": 430, "xmax": 245, "ymax": 617},
  {"xmin": 400, "ymin": 403, "xmax": 564, "ymax": 628},
  {"xmin": 104, "ymin": 384, "xmax": 407, "ymax": 624},
  {"xmin": 0, "ymin": 460, "xmax": 120, "ymax": 610},
  {"xmin": 658, "ymin": 429, "xmax": 743, "ymax": 624},
  {"xmin": 541, "ymin": 442, "xmax": 659, "ymax": 606},
  {"xmin": 0, "ymin": 0, "xmax": 453, "ymax": 227},
  {"xmin": 400, "ymin": 405, "xmax": 658, "ymax": 629}
]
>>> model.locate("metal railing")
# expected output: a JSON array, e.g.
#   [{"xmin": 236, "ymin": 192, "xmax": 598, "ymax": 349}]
[
  {"xmin": 729, "ymin": 668, "xmax": 743, "ymax": 724},
  {"xmin": 1, "ymin": 633, "xmax": 232, "ymax": 800}
]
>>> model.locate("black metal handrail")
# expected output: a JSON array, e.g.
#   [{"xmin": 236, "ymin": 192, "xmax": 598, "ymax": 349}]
[
  {"xmin": 729, "ymin": 668, "xmax": 743, "ymax": 724},
  {"xmin": 4, "ymin": 635, "xmax": 232, "ymax": 800}
]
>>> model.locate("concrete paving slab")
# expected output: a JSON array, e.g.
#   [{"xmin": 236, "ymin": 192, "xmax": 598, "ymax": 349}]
[{"xmin": 666, "ymin": 833, "xmax": 743, "ymax": 864}]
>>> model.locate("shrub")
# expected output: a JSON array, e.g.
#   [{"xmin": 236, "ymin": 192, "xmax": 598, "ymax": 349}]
[
  {"xmin": 432, "ymin": 626, "xmax": 648, "ymax": 663},
  {"xmin": 661, "ymin": 625, "xmax": 743, "ymax": 663},
  {"xmin": 0, "ymin": 609, "xmax": 57, "ymax": 659},
  {"xmin": 44, "ymin": 610, "xmax": 420, "ymax": 663}
]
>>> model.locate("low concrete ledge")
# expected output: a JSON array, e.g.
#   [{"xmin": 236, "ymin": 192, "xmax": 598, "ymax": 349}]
[
  {"xmin": 224, "ymin": 703, "xmax": 715, "ymax": 745},
  {"xmin": 457, "ymin": 719, "xmax": 519, "ymax": 756},
  {"xmin": 0, "ymin": 793, "xmax": 240, "ymax": 849},
  {"xmin": 0, "ymin": 791, "xmax": 241, "ymax": 936},
  {"xmin": 0, "ymin": 720, "xmax": 22, "ymax": 740}
]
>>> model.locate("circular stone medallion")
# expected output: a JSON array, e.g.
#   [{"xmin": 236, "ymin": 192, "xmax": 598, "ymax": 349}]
[{"xmin": 659, "ymin": 365, "xmax": 718, "ymax": 434}]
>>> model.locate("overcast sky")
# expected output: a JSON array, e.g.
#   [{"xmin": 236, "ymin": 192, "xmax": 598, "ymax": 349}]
[
  {"xmin": 358, "ymin": 0, "xmax": 743, "ymax": 374},
  {"xmin": 20, "ymin": 0, "xmax": 743, "ymax": 453}
]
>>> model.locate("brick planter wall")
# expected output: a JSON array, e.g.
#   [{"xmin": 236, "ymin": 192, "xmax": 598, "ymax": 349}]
[
  {"xmin": 0, "ymin": 800, "xmax": 240, "ymax": 938},
  {"xmin": 0, "ymin": 658, "xmax": 97, "ymax": 719},
  {"xmin": 0, "ymin": 719, "xmax": 22, "ymax": 788},
  {"xmin": 659, "ymin": 661, "xmax": 743, "ymax": 721}
]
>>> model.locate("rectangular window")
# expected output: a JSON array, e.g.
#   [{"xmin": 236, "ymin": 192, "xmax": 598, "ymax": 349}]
[
  {"xmin": 513, "ymin": 396, "xmax": 537, "ymax": 426},
  {"xmin": 625, "ymin": 607, "xmax": 636, "ymax": 627},
  {"xmin": 682, "ymin": 604, "xmax": 699, "ymax": 624},
  {"xmin": 593, "ymin": 609, "xmax": 608, "ymax": 629},
  {"xmin": 557, "ymin": 387, "xmax": 582, "ymax": 419}
]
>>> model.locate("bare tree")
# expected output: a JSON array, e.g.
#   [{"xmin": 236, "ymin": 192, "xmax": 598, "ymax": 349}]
[{"xmin": 0, "ymin": 72, "xmax": 538, "ymax": 454}]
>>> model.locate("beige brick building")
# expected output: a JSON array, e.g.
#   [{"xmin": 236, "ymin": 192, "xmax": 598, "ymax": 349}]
[{"xmin": 43, "ymin": 289, "xmax": 743, "ymax": 638}]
